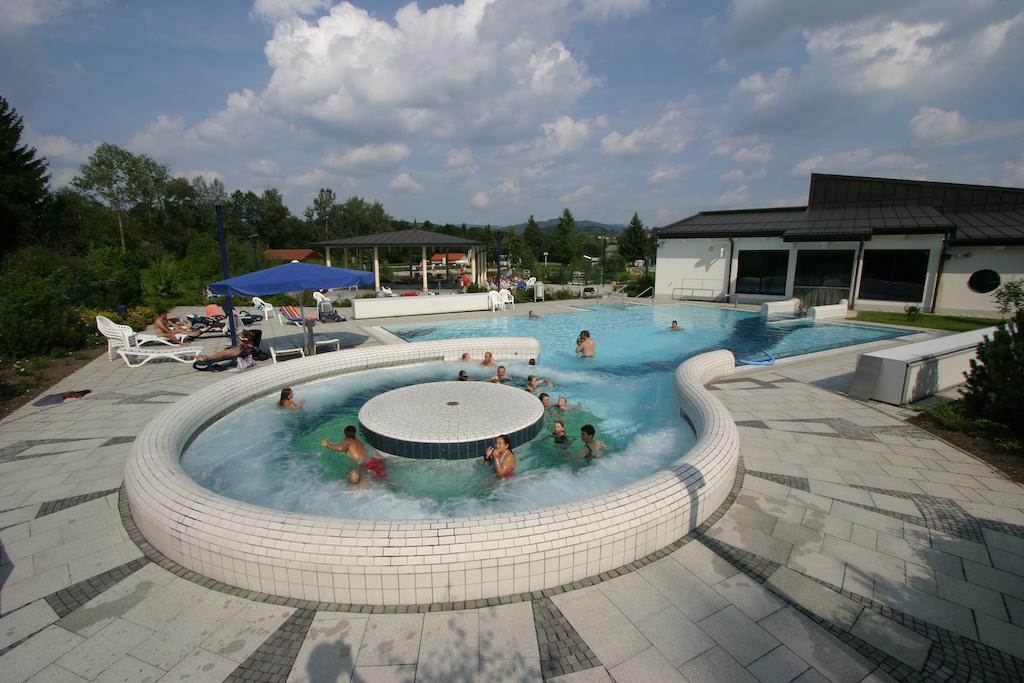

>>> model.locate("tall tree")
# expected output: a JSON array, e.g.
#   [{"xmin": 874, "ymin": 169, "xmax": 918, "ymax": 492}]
[
  {"xmin": 522, "ymin": 214, "xmax": 544, "ymax": 259},
  {"xmin": 72, "ymin": 143, "xmax": 169, "ymax": 253},
  {"xmin": 309, "ymin": 187, "xmax": 336, "ymax": 238},
  {"xmin": 0, "ymin": 96, "xmax": 50, "ymax": 256},
  {"xmin": 618, "ymin": 212, "xmax": 650, "ymax": 264},
  {"xmin": 549, "ymin": 208, "xmax": 578, "ymax": 265}
]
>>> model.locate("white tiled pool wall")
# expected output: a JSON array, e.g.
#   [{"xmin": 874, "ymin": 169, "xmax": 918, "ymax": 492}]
[{"xmin": 125, "ymin": 340, "xmax": 740, "ymax": 605}]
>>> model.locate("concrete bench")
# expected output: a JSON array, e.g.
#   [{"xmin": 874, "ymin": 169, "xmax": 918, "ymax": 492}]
[
  {"xmin": 848, "ymin": 326, "xmax": 997, "ymax": 405},
  {"xmin": 760, "ymin": 298, "xmax": 800, "ymax": 316},
  {"xmin": 807, "ymin": 299, "xmax": 849, "ymax": 319},
  {"xmin": 352, "ymin": 292, "xmax": 490, "ymax": 319}
]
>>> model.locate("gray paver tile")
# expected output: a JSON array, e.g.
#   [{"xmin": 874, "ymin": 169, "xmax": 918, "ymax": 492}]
[
  {"xmin": 872, "ymin": 575, "xmax": 977, "ymax": 640},
  {"xmin": 127, "ymin": 592, "xmax": 249, "ymax": 670},
  {"xmin": 1, "ymin": 564, "xmax": 72, "ymax": 614},
  {"xmin": 850, "ymin": 610, "xmax": 932, "ymax": 671},
  {"xmin": 678, "ymin": 645, "xmax": 758, "ymax": 683},
  {"xmin": 963, "ymin": 559, "xmax": 1024, "ymax": 600},
  {"xmin": 989, "ymin": 548, "xmax": 1024, "ymax": 577},
  {"xmin": 638, "ymin": 557, "xmax": 729, "ymax": 620},
  {"xmin": 159, "ymin": 647, "xmax": 238, "ymax": 683},
  {"xmin": 759, "ymin": 608, "xmax": 872, "ymax": 683},
  {"xmin": 26, "ymin": 664, "xmax": 86, "ymax": 682},
  {"xmin": 875, "ymin": 532, "xmax": 963, "ymax": 579},
  {"xmin": 552, "ymin": 586, "xmax": 649, "ymax": 669},
  {"xmin": 670, "ymin": 541, "xmax": 738, "ymax": 585},
  {"xmin": 93, "ymin": 655, "xmax": 163, "ymax": 683},
  {"xmin": 827, "ymin": 502, "xmax": 902, "ymax": 535},
  {"xmin": 821, "ymin": 535, "xmax": 904, "ymax": 584},
  {"xmin": 287, "ymin": 613, "xmax": 366, "ymax": 683},
  {"xmin": 975, "ymin": 612, "xmax": 1024, "ymax": 660},
  {"xmin": 791, "ymin": 669, "xmax": 830, "ymax": 683},
  {"xmin": 787, "ymin": 548, "xmax": 846, "ymax": 588},
  {"xmin": 351, "ymin": 665, "xmax": 417, "ymax": 683},
  {"xmin": 766, "ymin": 566, "xmax": 862, "ymax": 629},
  {"xmin": 56, "ymin": 618, "xmax": 153, "ymax": 679},
  {"xmin": 747, "ymin": 645, "xmax": 810, "ymax": 683},
  {"xmin": 546, "ymin": 667, "xmax": 612, "ymax": 683},
  {"xmin": 696, "ymin": 605, "xmax": 778, "ymax": 666},
  {"xmin": 850, "ymin": 524, "xmax": 877, "ymax": 550},
  {"xmin": 801, "ymin": 510, "xmax": 852, "ymax": 540},
  {"xmin": 929, "ymin": 530, "xmax": 991, "ymax": 565},
  {"xmin": 935, "ymin": 570, "xmax": 1008, "ymax": 619},
  {"xmin": 598, "ymin": 571, "xmax": 669, "ymax": 622},
  {"xmin": 704, "ymin": 519, "xmax": 793, "ymax": 565},
  {"xmin": 0, "ymin": 625, "xmax": 84, "ymax": 682},
  {"xmin": 808, "ymin": 481, "xmax": 874, "ymax": 507},
  {"xmin": 476, "ymin": 657, "xmax": 542, "ymax": 682},
  {"xmin": 479, "ymin": 602, "xmax": 539, "ymax": 664},
  {"xmin": 609, "ymin": 646, "xmax": 687, "ymax": 683},
  {"xmin": 982, "ymin": 527, "xmax": 1024, "ymax": 557},
  {"xmin": 57, "ymin": 563, "xmax": 176, "ymax": 637},
  {"xmin": 0, "ymin": 599, "xmax": 59, "ymax": 650},
  {"xmin": 771, "ymin": 520, "xmax": 823, "ymax": 551},
  {"xmin": 416, "ymin": 611, "xmax": 478, "ymax": 683},
  {"xmin": 635, "ymin": 605, "xmax": 715, "ymax": 667},
  {"xmin": 787, "ymin": 490, "xmax": 833, "ymax": 514},
  {"xmin": 355, "ymin": 613, "xmax": 424, "ymax": 667},
  {"xmin": 2, "ymin": 528, "xmax": 62, "ymax": 562},
  {"xmin": 0, "ymin": 505, "xmax": 39, "ymax": 531},
  {"xmin": 712, "ymin": 572, "xmax": 785, "ymax": 621}
]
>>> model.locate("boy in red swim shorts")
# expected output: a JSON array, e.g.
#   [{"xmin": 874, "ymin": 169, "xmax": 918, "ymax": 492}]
[{"xmin": 322, "ymin": 425, "xmax": 386, "ymax": 479}]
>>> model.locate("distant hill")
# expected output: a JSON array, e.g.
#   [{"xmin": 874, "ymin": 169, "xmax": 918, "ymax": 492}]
[{"xmin": 504, "ymin": 218, "xmax": 626, "ymax": 235}]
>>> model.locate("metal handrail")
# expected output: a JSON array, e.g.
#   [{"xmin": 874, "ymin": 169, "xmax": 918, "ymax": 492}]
[{"xmin": 637, "ymin": 286, "xmax": 654, "ymax": 303}]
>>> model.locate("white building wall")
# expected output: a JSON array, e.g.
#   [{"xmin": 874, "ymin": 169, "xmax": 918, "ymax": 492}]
[
  {"xmin": 935, "ymin": 246, "xmax": 1024, "ymax": 316},
  {"xmin": 852, "ymin": 234, "xmax": 944, "ymax": 313},
  {"xmin": 654, "ymin": 238, "xmax": 730, "ymax": 300}
]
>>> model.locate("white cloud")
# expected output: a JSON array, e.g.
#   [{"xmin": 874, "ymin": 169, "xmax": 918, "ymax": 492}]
[
  {"xmin": 559, "ymin": 184, "xmax": 595, "ymax": 203},
  {"xmin": 910, "ymin": 106, "xmax": 1024, "ymax": 148},
  {"xmin": 321, "ymin": 143, "xmax": 410, "ymax": 175},
  {"xmin": 445, "ymin": 146, "xmax": 474, "ymax": 168},
  {"xmin": 720, "ymin": 169, "xmax": 744, "ymax": 183},
  {"xmin": 1, "ymin": 0, "xmax": 98, "ymax": 33},
  {"xmin": 716, "ymin": 185, "xmax": 751, "ymax": 206},
  {"xmin": 732, "ymin": 68, "xmax": 790, "ymax": 108},
  {"xmin": 710, "ymin": 57, "xmax": 734, "ymax": 73},
  {"xmin": 732, "ymin": 144, "xmax": 772, "ymax": 163},
  {"xmin": 506, "ymin": 115, "xmax": 591, "ymax": 161},
  {"xmin": 593, "ymin": 114, "xmax": 609, "ymax": 128},
  {"xmin": 247, "ymin": 159, "xmax": 281, "ymax": 177},
  {"xmin": 1003, "ymin": 155, "xmax": 1024, "ymax": 187},
  {"xmin": 470, "ymin": 178, "xmax": 520, "ymax": 208},
  {"xmin": 600, "ymin": 103, "xmax": 693, "ymax": 156},
  {"xmin": 648, "ymin": 165, "xmax": 684, "ymax": 184},
  {"xmin": 576, "ymin": 0, "xmax": 650, "ymax": 21},
  {"xmin": 791, "ymin": 148, "xmax": 929, "ymax": 177},
  {"xmin": 388, "ymin": 172, "xmax": 423, "ymax": 193},
  {"xmin": 470, "ymin": 191, "xmax": 491, "ymax": 208},
  {"xmin": 251, "ymin": 0, "xmax": 327, "ymax": 22}
]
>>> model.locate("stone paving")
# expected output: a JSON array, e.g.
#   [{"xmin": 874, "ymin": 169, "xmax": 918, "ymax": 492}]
[{"xmin": 1, "ymin": 304, "xmax": 1023, "ymax": 681}]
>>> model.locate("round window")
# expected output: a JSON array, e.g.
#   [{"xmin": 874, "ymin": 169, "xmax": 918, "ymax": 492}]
[{"xmin": 967, "ymin": 269, "xmax": 1000, "ymax": 294}]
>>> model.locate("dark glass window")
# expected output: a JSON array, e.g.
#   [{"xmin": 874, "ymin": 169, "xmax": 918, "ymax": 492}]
[
  {"xmin": 858, "ymin": 250, "xmax": 930, "ymax": 301},
  {"xmin": 968, "ymin": 270, "xmax": 1000, "ymax": 294},
  {"xmin": 794, "ymin": 250, "xmax": 855, "ymax": 288},
  {"xmin": 736, "ymin": 251, "xmax": 789, "ymax": 295}
]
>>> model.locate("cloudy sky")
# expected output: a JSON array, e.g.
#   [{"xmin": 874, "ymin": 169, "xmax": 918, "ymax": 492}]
[{"xmin": 4, "ymin": 0, "xmax": 1024, "ymax": 226}]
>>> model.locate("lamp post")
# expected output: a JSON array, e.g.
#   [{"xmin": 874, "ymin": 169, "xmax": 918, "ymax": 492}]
[
  {"xmin": 598, "ymin": 236, "xmax": 609, "ymax": 286},
  {"xmin": 543, "ymin": 252, "xmax": 548, "ymax": 278},
  {"xmin": 248, "ymin": 233, "xmax": 260, "ymax": 271}
]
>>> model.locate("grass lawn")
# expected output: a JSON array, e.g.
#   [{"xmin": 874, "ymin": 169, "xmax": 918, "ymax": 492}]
[{"xmin": 852, "ymin": 310, "xmax": 1004, "ymax": 332}]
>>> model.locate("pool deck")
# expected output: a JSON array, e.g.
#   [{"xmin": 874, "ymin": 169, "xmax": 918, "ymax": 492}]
[{"xmin": 1, "ymin": 303, "xmax": 1022, "ymax": 682}]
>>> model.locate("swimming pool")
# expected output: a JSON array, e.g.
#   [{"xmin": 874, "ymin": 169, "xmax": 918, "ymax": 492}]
[{"xmin": 179, "ymin": 304, "xmax": 908, "ymax": 520}]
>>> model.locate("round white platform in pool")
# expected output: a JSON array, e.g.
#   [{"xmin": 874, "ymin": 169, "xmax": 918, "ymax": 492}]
[{"xmin": 358, "ymin": 380, "xmax": 544, "ymax": 459}]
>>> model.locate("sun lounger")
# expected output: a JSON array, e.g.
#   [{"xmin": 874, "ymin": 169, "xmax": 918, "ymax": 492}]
[
  {"xmin": 97, "ymin": 315, "xmax": 180, "ymax": 361},
  {"xmin": 270, "ymin": 346, "xmax": 305, "ymax": 363},
  {"xmin": 117, "ymin": 346, "xmax": 202, "ymax": 367},
  {"xmin": 279, "ymin": 306, "xmax": 305, "ymax": 326}
]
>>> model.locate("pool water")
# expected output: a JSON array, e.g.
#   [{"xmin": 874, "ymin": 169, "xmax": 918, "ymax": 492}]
[{"xmin": 180, "ymin": 303, "xmax": 908, "ymax": 520}]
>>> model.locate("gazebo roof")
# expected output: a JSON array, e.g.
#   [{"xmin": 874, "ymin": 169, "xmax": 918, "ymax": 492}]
[{"xmin": 313, "ymin": 229, "xmax": 485, "ymax": 248}]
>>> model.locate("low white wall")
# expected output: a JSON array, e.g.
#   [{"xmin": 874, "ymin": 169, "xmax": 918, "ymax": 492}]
[
  {"xmin": 353, "ymin": 292, "xmax": 491, "ymax": 319},
  {"xmin": 808, "ymin": 299, "xmax": 849, "ymax": 319},
  {"xmin": 654, "ymin": 238, "xmax": 729, "ymax": 300},
  {"xmin": 125, "ymin": 342, "xmax": 739, "ymax": 605},
  {"xmin": 760, "ymin": 299, "xmax": 800, "ymax": 316},
  {"xmin": 936, "ymin": 246, "xmax": 1024, "ymax": 316}
]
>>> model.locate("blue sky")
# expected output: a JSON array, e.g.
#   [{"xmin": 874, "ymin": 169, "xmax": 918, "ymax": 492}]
[{"xmin": 4, "ymin": 0, "xmax": 1024, "ymax": 226}]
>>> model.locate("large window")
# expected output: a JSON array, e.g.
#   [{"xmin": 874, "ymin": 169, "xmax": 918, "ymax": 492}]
[
  {"xmin": 736, "ymin": 250, "xmax": 789, "ymax": 295},
  {"xmin": 794, "ymin": 250, "xmax": 855, "ymax": 288},
  {"xmin": 858, "ymin": 250, "xmax": 930, "ymax": 302}
]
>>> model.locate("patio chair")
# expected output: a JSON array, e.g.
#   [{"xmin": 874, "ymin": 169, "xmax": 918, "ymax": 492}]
[
  {"xmin": 279, "ymin": 306, "xmax": 305, "ymax": 326},
  {"xmin": 500, "ymin": 288, "xmax": 516, "ymax": 311},
  {"xmin": 252, "ymin": 297, "xmax": 277, "ymax": 322},
  {"xmin": 96, "ymin": 315, "xmax": 177, "ymax": 361},
  {"xmin": 116, "ymin": 346, "xmax": 201, "ymax": 367},
  {"xmin": 312, "ymin": 291, "xmax": 329, "ymax": 304},
  {"xmin": 487, "ymin": 290, "xmax": 503, "ymax": 312},
  {"xmin": 380, "ymin": 285, "xmax": 395, "ymax": 297}
]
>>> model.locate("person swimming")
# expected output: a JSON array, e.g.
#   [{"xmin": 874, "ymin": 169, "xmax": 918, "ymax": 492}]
[
  {"xmin": 490, "ymin": 365, "xmax": 507, "ymax": 383},
  {"xmin": 322, "ymin": 425, "xmax": 386, "ymax": 479},
  {"xmin": 458, "ymin": 370, "xmax": 470, "ymax": 381},
  {"xmin": 669, "ymin": 320, "xmax": 682, "ymax": 331},
  {"xmin": 537, "ymin": 392, "xmax": 551, "ymax": 409},
  {"xmin": 480, "ymin": 351, "xmax": 497, "ymax": 367},
  {"xmin": 551, "ymin": 419, "xmax": 572, "ymax": 446},
  {"xmin": 576, "ymin": 330, "xmax": 594, "ymax": 357},
  {"xmin": 525, "ymin": 375, "xmax": 552, "ymax": 392},
  {"xmin": 575, "ymin": 424, "xmax": 605, "ymax": 459},
  {"xmin": 483, "ymin": 434, "xmax": 515, "ymax": 478},
  {"xmin": 277, "ymin": 388, "xmax": 304, "ymax": 409}
]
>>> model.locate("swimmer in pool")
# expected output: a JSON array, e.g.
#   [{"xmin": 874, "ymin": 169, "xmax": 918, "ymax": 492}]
[
  {"xmin": 576, "ymin": 330, "xmax": 594, "ymax": 357},
  {"xmin": 483, "ymin": 434, "xmax": 515, "ymax": 478},
  {"xmin": 538, "ymin": 392, "xmax": 551, "ymax": 409},
  {"xmin": 458, "ymin": 370, "xmax": 470, "ymax": 381},
  {"xmin": 481, "ymin": 351, "xmax": 497, "ymax": 367},
  {"xmin": 322, "ymin": 425, "xmax": 387, "ymax": 479},
  {"xmin": 347, "ymin": 468, "xmax": 367, "ymax": 488},
  {"xmin": 460, "ymin": 352, "xmax": 471, "ymax": 361},
  {"xmin": 490, "ymin": 365, "xmax": 507, "ymax": 383},
  {"xmin": 525, "ymin": 375, "xmax": 552, "ymax": 392},
  {"xmin": 277, "ymin": 388, "xmax": 304, "ymax": 409},
  {"xmin": 551, "ymin": 420, "xmax": 572, "ymax": 446},
  {"xmin": 574, "ymin": 424, "xmax": 605, "ymax": 459},
  {"xmin": 528, "ymin": 310, "xmax": 541, "ymax": 318},
  {"xmin": 556, "ymin": 395, "xmax": 578, "ymax": 411},
  {"xmin": 670, "ymin": 320, "xmax": 682, "ymax": 331}
]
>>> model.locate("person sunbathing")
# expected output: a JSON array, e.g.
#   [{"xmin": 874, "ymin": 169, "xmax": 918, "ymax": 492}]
[
  {"xmin": 154, "ymin": 311, "xmax": 190, "ymax": 343},
  {"xmin": 195, "ymin": 331, "xmax": 257, "ymax": 362}
]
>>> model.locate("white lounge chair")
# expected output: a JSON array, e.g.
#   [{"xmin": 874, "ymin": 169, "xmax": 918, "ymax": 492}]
[
  {"xmin": 500, "ymin": 288, "xmax": 515, "ymax": 311},
  {"xmin": 116, "ymin": 346, "xmax": 201, "ymax": 367},
  {"xmin": 96, "ymin": 315, "xmax": 178, "ymax": 361},
  {"xmin": 487, "ymin": 290, "xmax": 503, "ymax": 312},
  {"xmin": 252, "ymin": 297, "xmax": 277, "ymax": 323}
]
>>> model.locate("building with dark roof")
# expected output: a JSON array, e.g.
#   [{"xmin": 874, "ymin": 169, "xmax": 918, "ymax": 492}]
[{"xmin": 655, "ymin": 174, "xmax": 1024, "ymax": 315}]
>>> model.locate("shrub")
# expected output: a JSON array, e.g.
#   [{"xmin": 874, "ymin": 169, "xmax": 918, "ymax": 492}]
[
  {"xmin": 961, "ymin": 310, "xmax": 1024, "ymax": 437},
  {"xmin": 141, "ymin": 256, "xmax": 190, "ymax": 309},
  {"xmin": 903, "ymin": 304, "xmax": 921, "ymax": 322},
  {"xmin": 926, "ymin": 401, "xmax": 975, "ymax": 433},
  {"xmin": 73, "ymin": 305, "xmax": 156, "ymax": 332},
  {"xmin": 993, "ymin": 279, "xmax": 1024, "ymax": 316}
]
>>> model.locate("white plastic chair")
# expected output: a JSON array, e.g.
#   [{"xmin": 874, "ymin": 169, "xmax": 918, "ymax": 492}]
[
  {"xmin": 312, "ymin": 291, "xmax": 328, "ymax": 304},
  {"xmin": 526, "ymin": 277, "xmax": 536, "ymax": 287},
  {"xmin": 380, "ymin": 285, "xmax": 395, "ymax": 297},
  {"xmin": 96, "ymin": 315, "xmax": 176, "ymax": 361},
  {"xmin": 116, "ymin": 346, "xmax": 201, "ymax": 367},
  {"xmin": 252, "ymin": 297, "xmax": 277, "ymax": 322},
  {"xmin": 500, "ymin": 288, "xmax": 515, "ymax": 311},
  {"xmin": 487, "ymin": 290, "xmax": 503, "ymax": 312}
]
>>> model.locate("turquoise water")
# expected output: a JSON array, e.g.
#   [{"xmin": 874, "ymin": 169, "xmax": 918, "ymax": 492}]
[{"xmin": 181, "ymin": 304, "xmax": 908, "ymax": 520}]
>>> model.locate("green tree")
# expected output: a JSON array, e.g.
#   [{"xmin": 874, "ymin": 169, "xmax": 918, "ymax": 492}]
[
  {"xmin": 307, "ymin": 187, "xmax": 336, "ymax": 239},
  {"xmin": 961, "ymin": 311, "xmax": 1024, "ymax": 437},
  {"xmin": 993, "ymin": 279, "xmax": 1024, "ymax": 316},
  {"xmin": 618, "ymin": 212, "xmax": 649, "ymax": 264},
  {"xmin": 0, "ymin": 96, "xmax": 50, "ymax": 256},
  {"xmin": 548, "ymin": 208, "xmax": 578, "ymax": 265},
  {"xmin": 72, "ymin": 143, "xmax": 169, "ymax": 253},
  {"xmin": 522, "ymin": 214, "xmax": 544, "ymax": 259}
]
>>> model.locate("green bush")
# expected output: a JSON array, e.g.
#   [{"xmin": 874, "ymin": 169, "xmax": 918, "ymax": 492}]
[
  {"xmin": 141, "ymin": 256, "xmax": 190, "ymax": 310},
  {"xmin": 961, "ymin": 311, "xmax": 1024, "ymax": 437},
  {"xmin": 993, "ymin": 279, "xmax": 1024, "ymax": 316},
  {"xmin": 73, "ymin": 305, "xmax": 156, "ymax": 332},
  {"xmin": 78, "ymin": 247, "xmax": 141, "ymax": 308},
  {"xmin": 926, "ymin": 401, "xmax": 975, "ymax": 433},
  {"xmin": 903, "ymin": 304, "xmax": 922, "ymax": 322},
  {"xmin": 626, "ymin": 274, "xmax": 655, "ymax": 297},
  {"xmin": 0, "ymin": 247, "xmax": 89, "ymax": 357}
]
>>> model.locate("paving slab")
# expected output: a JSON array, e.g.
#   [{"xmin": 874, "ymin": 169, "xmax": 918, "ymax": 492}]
[
  {"xmin": 975, "ymin": 612, "xmax": 1024, "ymax": 660},
  {"xmin": 637, "ymin": 557, "xmax": 729, "ymax": 621},
  {"xmin": 766, "ymin": 566, "xmax": 862, "ymax": 629},
  {"xmin": 746, "ymin": 645, "xmax": 810, "ymax": 683},
  {"xmin": 670, "ymin": 541, "xmax": 739, "ymax": 585},
  {"xmin": 678, "ymin": 645, "xmax": 758, "ymax": 683},
  {"xmin": 634, "ymin": 604, "xmax": 715, "ymax": 667},
  {"xmin": 552, "ymin": 586, "xmax": 649, "ymax": 669},
  {"xmin": 547, "ymin": 667, "xmax": 612, "ymax": 683},
  {"xmin": 1, "ymin": 564, "xmax": 72, "ymax": 614},
  {"xmin": 597, "ymin": 571, "xmax": 669, "ymax": 623},
  {"xmin": 55, "ymin": 618, "xmax": 153, "ymax": 680},
  {"xmin": 478, "ymin": 602, "xmax": 539, "ymax": 665},
  {"xmin": 0, "ymin": 599, "xmax": 59, "ymax": 651},
  {"xmin": 711, "ymin": 572, "xmax": 785, "ymax": 621},
  {"xmin": 696, "ymin": 605, "xmax": 778, "ymax": 666},
  {"xmin": 0, "ymin": 625, "xmax": 84, "ymax": 682},
  {"xmin": 355, "ymin": 613, "xmax": 424, "ymax": 667},
  {"xmin": 93, "ymin": 655, "xmax": 163, "ymax": 683},
  {"xmin": 759, "ymin": 608, "xmax": 872, "ymax": 683},
  {"xmin": 850, "ymin": 610, "xmax": 932, "ymax": 671},
  {"xmin": 158, "ymin": 647, "xmax": 238, "ymax": 683},
  {"xmin": 476, "ymin": 656, "xmax": 543, "ymax": 682},
  {"xmin": 963, "ymin": 559, "xmax": 1024, "ymax": 600},
  {"xmin": 415, "ymin": 611, "xmax": 479, "ymax": 682},
  {"xmin": 57, "ymin": 563, "xmax": 176, "ymax": 638},
  {"xmin": 351, "ymin": 664, "xmax": 418, "ymax": 683},
  {"xmin": 287, "ymin": 612, "xmax": 366, "ymax": 683},
  {"xmin": 935, "ymin": 570, "xmax": 1008, "ymax": 619},
  {"xmin": 204, "ymin": 601, "xmax": 294, "ymax": 663},
  {"xmin": 608, "ymin": 646, "xmax": 686, "ymax": 683},
  {"xmin": 872, "ymin": 575, "xmax": 977, "ymax": 640}
]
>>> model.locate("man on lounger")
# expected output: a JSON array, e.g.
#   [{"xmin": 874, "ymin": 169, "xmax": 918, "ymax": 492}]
[
  {"xmin": 194, "ymin": 331, "xmax": 257, "ymax": 363},
  {"xmin": 322, "ymin": 425, "xmax": 387, "ymax": 479},
  {"xmin": 155, "ymin": 311, "xmax": 190, "ymax": 343}
]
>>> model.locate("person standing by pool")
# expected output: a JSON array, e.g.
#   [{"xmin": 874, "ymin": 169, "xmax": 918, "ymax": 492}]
[
  {"xmin": 277, "ymin": 388, "xmax": 304, "ymax": 409},
  {"xmin": 490, "ymin": 365, "xmax": 507, "ymax": 383},
  {"xmin": 575, "ymin": 424, "xmax": 605, "ymax": 459},
  {"xmin": 321, "ymin": 425, "xmax": 387, "ymax": 479},
  {"xmin": 576, "ymin": 330, "xmax": 594, "ymax": 357},
  {"xmin": 481, "ymin": 351, "xmax": 497, "ymax": 367},
  {"xmin": 483, "ymin": 434, "xmax": 515, "ymax": 478}
]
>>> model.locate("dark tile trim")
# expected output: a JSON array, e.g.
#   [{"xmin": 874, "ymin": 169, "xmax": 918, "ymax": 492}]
[
  {"xmin": 746, "ymin": 470, "xmax": 811, "ymax": 492},
  {"xmin": 534, "ymin": 597, "xmax": 602, "ymax": 680},
  {"xmin": 43, "ymin": 558, "xmax": 150, "ymax": 618},
  {"xmin": 224, "ymin": 608, "xmax": 313, "ymax": 683},
  {"xmin": 36, "ymin": 489, "xmax": 120, "ymax": 518},
  {"xmin": 361, "ymin": 416, "xmax": 544, "ymax": 460}
]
